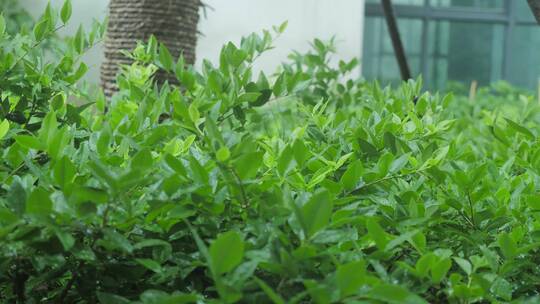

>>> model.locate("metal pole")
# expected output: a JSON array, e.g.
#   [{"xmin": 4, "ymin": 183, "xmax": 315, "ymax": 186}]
[
  {"xmin": 381, "ymin": 0, "xmax": 412, "ymax": 80},
  {"xmin": 528, "ymin": 0, "xmax": 540, "ymax": 24}
]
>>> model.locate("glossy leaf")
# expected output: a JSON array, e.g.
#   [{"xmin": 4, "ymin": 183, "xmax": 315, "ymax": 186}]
[
  {"xmin": 300, "ymin": 189, "xmax": 333, "ymax": 238},
  {"xmin": 209, "ymin": 231, "xmax": 244, "ymax": 275},
  {"xmin": 0, "ymin": 119, "xmax": 9, "ymax": 140},
  {"xmin": 60, "ymin": 0, "xmax": 72, "ymax": 24}
]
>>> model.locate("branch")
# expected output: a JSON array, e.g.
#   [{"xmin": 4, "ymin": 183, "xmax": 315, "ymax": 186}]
[
  {"xmin": 229, "ymin": 167, "xmax": 250, "ymax": 209},
  {"xmin": 56, "ymin": 270, "xmax": 77, "ymax": 304},
  {"xmin": 466, "ymin": 191, "xmax": 476, "ymax": 228},
  {"xmin": 346, "ymin": 169, "xmax": 426, "ymax": 196},
  {"xmin": 3, "ymin": 24, "xmax": 66, "ymax": 77}
]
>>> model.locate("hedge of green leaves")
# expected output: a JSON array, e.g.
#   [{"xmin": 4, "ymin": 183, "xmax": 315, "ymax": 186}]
[{"xmin": 2, "ymin": 3, "xmax": 540, "ymax": 303}]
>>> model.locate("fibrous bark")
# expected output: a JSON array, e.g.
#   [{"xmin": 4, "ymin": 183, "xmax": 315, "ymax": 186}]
[{"xmin": 101, "ymin": 0, "xmax": 200, "ymax": 97}]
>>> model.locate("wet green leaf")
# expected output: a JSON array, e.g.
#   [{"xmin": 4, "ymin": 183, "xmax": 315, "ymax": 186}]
[{"xmin": 209, "ymin": 231, "xmax": 244, "ymax": 275}]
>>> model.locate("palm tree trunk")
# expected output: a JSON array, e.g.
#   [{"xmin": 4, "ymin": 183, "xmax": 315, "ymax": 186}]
[{"xmin": 101, "ymin": 0, "xmax": 200, "ymax": 97}]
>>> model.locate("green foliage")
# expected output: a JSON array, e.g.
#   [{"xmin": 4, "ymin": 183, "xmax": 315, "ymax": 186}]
[
  {"xmin": 0, "ymin": 1, "xmax": 104, "ymax": 137},
  {"xmin": 1, "ymin": 6, "xmax": 540, "ymax": 303},
  {"xmin": 0, "ymin": 0, "xmax": 34, "ymax": 34}
]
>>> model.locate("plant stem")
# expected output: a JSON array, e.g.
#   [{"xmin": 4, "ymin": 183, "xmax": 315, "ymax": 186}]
[
  {"xmin": 467, "ymin": 191, "xmax": 476, "ymax": 228},
  {"xmin": 347, "ymin": 168, "xmax": 426, "ymax": 196},
  {"xmin": 229, "ymin": 166, "xmax": 249, "ymax": 208},
  {"xmin": 3, "ymin": 24, "xmax": 66, "ymax": 76},
  {"xmin": 57, "ymin": 270, "xmax": 76, "ymax": 304}
]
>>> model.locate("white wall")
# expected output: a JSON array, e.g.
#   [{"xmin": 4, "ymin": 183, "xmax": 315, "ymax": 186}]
[
  {"xmin": 21, "ymin": 0, "xmax": 109, "ymax": 82},
  {"xmin": 21, "ymin": 0, "xmax": 365, "ymax": 83},
  {"xmin": 198, "ymin": 0, "xmax": 365, "ymax": 76}
]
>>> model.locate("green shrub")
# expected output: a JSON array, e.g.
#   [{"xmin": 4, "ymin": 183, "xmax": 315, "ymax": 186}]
[
  {"xmin": 0, "ymin": 0, "xmax": 33, "ymax": 34},
  {"xmin": 2, "ymin": 3, "xmax": 540, "ymax": 303}
]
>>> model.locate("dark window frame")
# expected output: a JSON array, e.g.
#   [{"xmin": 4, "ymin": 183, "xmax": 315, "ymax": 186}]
[{"xmin": 364, "ymin": 0, "xmax": 538, "ymax": 88}]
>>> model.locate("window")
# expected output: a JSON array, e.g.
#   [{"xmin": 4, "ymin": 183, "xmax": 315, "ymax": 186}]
[
  {"xmin": 431, "ymin": 0, "xmax": 504, "ymax": 10},
  {"xmin": 363, "ymin": 0, "xmax": 540, "ymax": 91}
]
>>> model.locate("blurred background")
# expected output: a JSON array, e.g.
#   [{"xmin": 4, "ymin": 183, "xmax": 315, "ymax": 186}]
[
  {"xmin": 14, "ymin": 0, "xmax": 540, "ymax": 92},
  {"xmin": 364, "ymin": 0, "xmax": 540, "ymax": 93}
]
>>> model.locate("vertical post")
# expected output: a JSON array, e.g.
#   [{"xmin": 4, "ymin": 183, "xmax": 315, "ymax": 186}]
[
  {"xmin": 469, "ymin": 80, "xmax": 478, "ymax": 101},
  {"xmin": 537, "ymin": 78, "xmax": 540, "ymax": 104},
  {"xmin": 502, "ymin": 0, "xmax": 514, "ymax": 82},
  {"xmin": 528, "ymin": 0, "xmax": 540, "ymax": 24},
  {"xmin": 528, "ymin": 1, "xmax": 540, "ymax": 104},
  {"xmin": 381, "ymin": 0, "xmax": 412, "ymax": 81},
  {"xmin": 420, "ymin": 1, "xmax": 429, "ymax": 87}
]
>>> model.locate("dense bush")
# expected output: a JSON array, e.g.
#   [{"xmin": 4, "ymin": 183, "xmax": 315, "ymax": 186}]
[{"xmin": 2, "ymin": 3, "xmax": 540, "ymax": 303}]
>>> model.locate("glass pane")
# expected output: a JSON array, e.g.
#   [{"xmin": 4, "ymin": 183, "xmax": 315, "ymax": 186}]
[
  {"xmin": 507, "ymin": 25, "xmax": 540, "ymax": 90},
  {"xmin": 515, "ymin": 1, "xmax": 537, "ymax": 22},
  {"xmin": 362, "ymin": 17, "xmax": 423, "ymax": 86},
  {"xmin": 431, "ymin": 0, "xmax": 504, "ymax": 10},
  {"xmin": 365, "ymin": 0, "xmax": 425, "ymax": 5},
  {"xmin": 426, "ymin": 21, "xmax": 504, "ymax": 91}
]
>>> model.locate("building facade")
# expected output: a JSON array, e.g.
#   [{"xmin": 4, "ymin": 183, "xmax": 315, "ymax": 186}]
[{"xmin": 364, "ymin": 0, "xmax": 540, "ymax": 91}]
